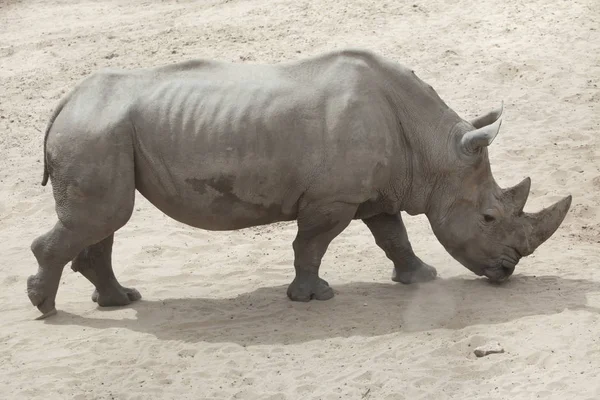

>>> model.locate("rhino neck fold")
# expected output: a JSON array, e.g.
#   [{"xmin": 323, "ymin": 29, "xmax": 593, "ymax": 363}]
[{"xmin": 391, "ymin": 105, "xmax": 462, "ymax": 217}]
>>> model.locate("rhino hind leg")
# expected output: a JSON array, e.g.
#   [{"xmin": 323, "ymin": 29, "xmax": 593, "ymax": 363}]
[
  {"xmin": 71, "ymin": 234, "xmax": 141, "ymax": 307},
  {"xmin": 27, "ymin": 221, "xmax": 130, "ymax": 319},
  {"xmin": 28, "ymin": 221, "xmax": 93, "ymax": 319},
  {"xmin": 287, "ymin": 202, "xmax": 357, "ymax": 302},
  {"xmin": 29, "ymin": 206, "xmax": 134, "ymax": 318},
  {"xmin": 363, "ymin": 213, "xmax": 437, "ymax": 284},
  {"xmin": 28, "ymin": 133, "xmax": 135, "ymax": 318},
  {"xmin": 29, "ymin": 218, "xmax": 134, "ymax": 318}
]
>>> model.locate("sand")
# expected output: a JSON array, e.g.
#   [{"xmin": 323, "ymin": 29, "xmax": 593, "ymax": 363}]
[{"xmin": 1, "ymin": 0, "xmax": 599, "ymax": 399}]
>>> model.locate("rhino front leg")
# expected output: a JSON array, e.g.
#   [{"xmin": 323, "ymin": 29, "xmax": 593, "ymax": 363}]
[
  {"xmin": 287, "ymin": 202, "xmax": 357, "ymax": 302},
  {"xmin": 71, "ymin": 234, "xmax": 141, "ymax": 307},
  {"xmin": 363, "ymin": 213, "xmax": 437, "ymax": 284}
]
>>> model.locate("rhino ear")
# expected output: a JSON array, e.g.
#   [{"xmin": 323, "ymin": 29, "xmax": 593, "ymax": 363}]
[
  {"xmin": 470, "ymin": 102, "xmax": 504, "ymax": 129},
  {"xmin": 461, "ymin": 102, "xmax": 504, "ymax": 153}
]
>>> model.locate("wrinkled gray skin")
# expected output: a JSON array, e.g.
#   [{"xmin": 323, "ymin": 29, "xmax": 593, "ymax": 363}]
[{"xmin": 28, "ymin": 49, "xmax": 572, "ymax": 319}]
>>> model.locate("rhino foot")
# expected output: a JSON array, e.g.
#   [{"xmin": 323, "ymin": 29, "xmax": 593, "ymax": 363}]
[
  {"xmin": 392, "ymin": 259, "xmax": 437, "ymax": 284},
  {"xmin": 287, "ymin": 276, "xmax": 334, "ymax": 302},
  {"xmin": 92, "ymin": 286, "xmax": 142, "ymax": 307},
  {"xmin": 27, "ymin": 274, "xmax": 58, "ymax": 319}
]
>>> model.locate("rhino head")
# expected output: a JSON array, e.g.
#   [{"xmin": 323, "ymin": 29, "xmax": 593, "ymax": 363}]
[{"xmin": 427, "ymin": 102, "xmax": 572, "ymax": 283}]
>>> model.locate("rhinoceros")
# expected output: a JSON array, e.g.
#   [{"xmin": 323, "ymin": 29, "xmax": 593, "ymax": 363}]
[{"xmin": 27, "ymin": 49, "xmax": 572, "ymax": 319}]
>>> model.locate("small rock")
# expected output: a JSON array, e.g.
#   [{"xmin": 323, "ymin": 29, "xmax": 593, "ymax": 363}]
[{"xmin": 474, "ymin": 342, "xmax": 504, "ymax": 357}]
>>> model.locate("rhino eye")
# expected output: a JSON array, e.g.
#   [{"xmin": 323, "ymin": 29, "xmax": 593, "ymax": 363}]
[{"xmin": 483, "ymin": 214, "xmax": 496, "ymax": 223}]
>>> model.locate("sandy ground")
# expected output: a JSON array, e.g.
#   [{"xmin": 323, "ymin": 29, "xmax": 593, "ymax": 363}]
[{"xmin": 1, "ymin": 0, "xmax": 599, "ymax": 399}]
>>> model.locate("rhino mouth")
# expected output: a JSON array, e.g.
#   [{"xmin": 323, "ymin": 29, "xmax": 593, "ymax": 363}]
[
  {"xmin": 447, "ymin": 248, "xmax": 520, "ymax": 283},
  {"xmin": 482, "ymin": 259, "xmax": 518, "ymax": 283}
]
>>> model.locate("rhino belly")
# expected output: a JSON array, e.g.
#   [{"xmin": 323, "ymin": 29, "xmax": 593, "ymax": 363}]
[
  {"xmin": 132, "ymin": 154, "xmax": 299, "ymax": 231},
  {"xmin": 131, "ymin": 133, "xmax": 301, "ymax": 231}
]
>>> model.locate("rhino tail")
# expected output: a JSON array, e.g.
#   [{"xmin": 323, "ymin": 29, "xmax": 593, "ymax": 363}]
[{"xmin": 41, "ymin": 93, "xmax": 72, "ymax": 186}]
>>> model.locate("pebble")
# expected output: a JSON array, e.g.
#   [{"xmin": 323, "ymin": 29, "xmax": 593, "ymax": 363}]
[{"xmin": 474, "ymin": 342, "xmax": 504, "ymax": 357}]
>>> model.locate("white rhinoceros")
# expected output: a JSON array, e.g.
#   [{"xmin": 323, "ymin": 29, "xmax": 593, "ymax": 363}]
[{"xmin": 27, "ymin": 49, "xmax": 572, "ymax": 319}]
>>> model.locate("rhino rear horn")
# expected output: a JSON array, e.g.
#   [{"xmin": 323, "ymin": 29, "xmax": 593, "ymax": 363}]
[
  {"xmin": 503, "ymin": 177, "xmax": 531, "ymax": 214},
  {"xmin": 522, "ymin": 195, "xmax": 572, "ymax": 256},
  {"xmin": 461, "ymin": 102, "xmax": 504, "ymax": 153}
]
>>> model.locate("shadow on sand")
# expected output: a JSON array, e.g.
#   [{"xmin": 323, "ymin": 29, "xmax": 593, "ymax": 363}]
[{"xmin": 45, "ymin": 275, "xmax": 600, "ymax": 345}]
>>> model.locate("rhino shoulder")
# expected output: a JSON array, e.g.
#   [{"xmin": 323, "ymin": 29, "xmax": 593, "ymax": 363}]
[{"xmin": 319, "ymin": 49, "xmax": 381, "ymax": 79}]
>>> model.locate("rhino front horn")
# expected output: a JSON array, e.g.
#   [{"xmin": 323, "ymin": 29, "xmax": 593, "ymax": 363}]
[{"xmin": 522, "ymin": 195, "xmax": 572, "ymax": 255}]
